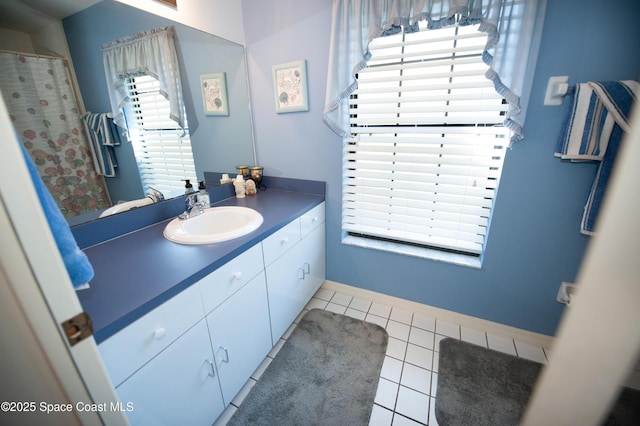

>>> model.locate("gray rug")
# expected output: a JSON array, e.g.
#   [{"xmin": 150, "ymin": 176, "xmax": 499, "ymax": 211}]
[
  {"xmin": 436, "ymin": 337, "xmax": 640, "ymax": 426},
  {"xmin": 227, "ymin": 309, "xmax": 389, "ymax": 426}
]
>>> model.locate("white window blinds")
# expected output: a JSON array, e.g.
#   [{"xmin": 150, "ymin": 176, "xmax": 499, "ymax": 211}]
[
  {"xmin": 344, "ymin": 23, "xmax": 510, "ymax": 256},
  {"xmin": 125, "ymin": 75, "xmax": 196, "ymax": 196}
]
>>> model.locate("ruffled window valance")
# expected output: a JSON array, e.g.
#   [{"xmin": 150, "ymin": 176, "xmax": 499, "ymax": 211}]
[
  {"xmin": 101, "ymin": 26, "xmax": 186, "ymax": 133},
  {"xmin": 323, "ymin": 0, "xmax": 547, "ymax": 144}
]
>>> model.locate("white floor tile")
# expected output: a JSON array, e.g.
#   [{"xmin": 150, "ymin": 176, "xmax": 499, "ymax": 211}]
[
  {"xmin": 390, "ymin": 308, "xmax": 413, "ymax": 325},
  {"xmin": 345, "ymin": 307, "xmax": 367, "ymax": 320},
  {"xmin": 306, "ymin": 297, "xmax": 328, "ymax": 310},
  {"xmin": 251, "ymin": 357, "xmax": 272, "ymax": 380},
  {"xmin": 430, "ymin": 372, "xmax": 438, "ymax": 396},
  {"xmin": 435, "ymin": 320, "xmax": 460, "ymax": 339},
  {"xmin": 412, "ymin": 314, "xmax": 435, "ymax": 332},
  {"xmin": 313, "ymin": 288, "xmax": 334, "ymax": 301},
  {"xmin": 369, "ymin": 404, "xmax": 394, "ymax": 426},
  {"xmin": 325, "ymin": 302, "xmax": 347, "ymax": 315},
  {"xmin": 408, "ymin": 327, "xmax": 435, "ymax": 350},
  {"xmin": 282, "ymin": 323, "xmax": 297, "ymax": 340},
  {"xmin": 386, "ymin": 337, "xmax": 408, "ymax": 361},
  {"xmin": 268, "ymin": 338, "xmax": 285, "ymax": 358},
  {"xmin": 370, "ymin": 302, "xmax": 392, "ymax": 318},
  {"xmin": 331, "ymin": 292, "xmax": 353, "ymax": 307},
  {"xmin": 230, "ymin": 378, "xmax": 256, "ymax": 406},
  {"xmin": 432, "ymin": 352, "xmax": 440, "ymax": 373},
  {"xmin": 387, "ymin": 320, "xmax": 411, "ymax": 341},
  {"xmin": 434, "ymin": 334, "xmax": 449, "ymax": 352},
  {"xmin": 400, "ymin": 363, "xmax": 432, "ymax": 395},
  {"xmin": 350, "ymin": 297, "xmax": 372, "ymax": 312},
  {"xmin": 381, "ymin": 356, "xmax": 404, "ymax": 383},
  {"xmin": 405, "ymin": 344, "xmax": 433, "ymax": 370},
  {"xmin": 487, "ymin": 334, "xmax": 517, "ymax": 355},
  {"xmin": 394, "ymin": 386, "xmax": 430, "ymax": 424},
  {"xmin": 213, "ymin": 404, "xmax": 237, "ymax": 426},
  {"xmin": 428, "ymin": 396, "xmax": 439, "ymax": 426},
  {"xmin": 375, "ymin": 378, "xmax": 399, "ymax": 410},
  {"xmin": 366, "ymin": 314, "xmax": 388, "ymax": 328},
  {"xmin": 392, "ymin": 413, "xmax": 424, "ymax": 426},
  {"xmin": 514, "ymin": 341, "xmax": 548, "ymax": 364},
  {"xmin": 461, "ymin": 327, "xmax": 487, "ymax": 347}
]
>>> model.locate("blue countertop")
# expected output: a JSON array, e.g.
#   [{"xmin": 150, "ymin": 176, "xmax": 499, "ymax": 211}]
[{"xmin": 77, "ymin": 187, "xmax": 324, "ymax": 344}]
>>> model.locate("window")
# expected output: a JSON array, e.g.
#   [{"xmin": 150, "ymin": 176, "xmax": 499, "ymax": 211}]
[
  {"xmin": 125, "ymin": 75, "xmax": 196, "ymax": 196},
  {"xmin": 344, "ymin": 22, "xmax": 510, "ymax": 262}
]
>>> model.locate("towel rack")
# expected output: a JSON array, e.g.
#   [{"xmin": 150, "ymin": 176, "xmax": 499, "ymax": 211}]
[{"xmin": 544, "ymin": 75, "xmax": 575, "ymax": 106}]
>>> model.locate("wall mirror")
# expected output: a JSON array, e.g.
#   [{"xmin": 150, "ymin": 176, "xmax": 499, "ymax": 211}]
[{"xmin": 0, "ymin": 0, "xmax": 255, "ymax": 225}]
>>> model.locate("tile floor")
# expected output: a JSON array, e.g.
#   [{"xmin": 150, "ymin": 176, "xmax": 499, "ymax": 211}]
[{"xmin": 216, "ymin": 288, "xmax": 551, "ymax": 426}]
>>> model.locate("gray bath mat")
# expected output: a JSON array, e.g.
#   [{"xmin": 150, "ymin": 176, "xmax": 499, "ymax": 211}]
[
  {"xmin": 436, "ymin": 337, "xmax": 640, "ymax": 425},
  {"xmin": 227, "ymin": 309, "xmax": 388, "ymax": 426}
]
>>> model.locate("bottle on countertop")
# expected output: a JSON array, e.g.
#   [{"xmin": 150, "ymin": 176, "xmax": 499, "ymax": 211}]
[
  {"xmin": 219, "ymin": 173, "xmax": 233, "ymax": 185},
  {"xmin": 184, "ymin": 179, "xmax": 194, "ymax": 194},
  {"xmin": 234, "ymin": 174, "xmax": 246, "ymax": 198},
  {"xmin": 197, "ymin": 181, "xmax": 210, "ymax": 207}
]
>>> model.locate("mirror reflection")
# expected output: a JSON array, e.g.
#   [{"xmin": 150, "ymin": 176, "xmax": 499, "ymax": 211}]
[{"xmin": 0, "ymin": 0, "xmax": 255, "ymax": 225}]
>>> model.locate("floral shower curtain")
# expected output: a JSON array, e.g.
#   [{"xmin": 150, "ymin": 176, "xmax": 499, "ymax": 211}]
[{"xmin": 0, "ymin": 52, "xmax": 110, "ymax": 218}]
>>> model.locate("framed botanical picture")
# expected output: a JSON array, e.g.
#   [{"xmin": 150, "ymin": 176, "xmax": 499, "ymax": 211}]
[
  {"xmin": 200, "ymin": 72, "xmax": 229, "ymax": 116},
  {"xmin": 272, "ymin": 60, "xmax": 309, "ymax": 113}
]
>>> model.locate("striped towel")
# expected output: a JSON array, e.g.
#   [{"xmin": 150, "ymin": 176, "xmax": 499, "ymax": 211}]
[
  {"xmin": 81, "ymin": 113, "xmax": 121, "ymax": 177},
  {"xmin": 555, "ymin": 80, "xmax": 638, "ymax": 234}
]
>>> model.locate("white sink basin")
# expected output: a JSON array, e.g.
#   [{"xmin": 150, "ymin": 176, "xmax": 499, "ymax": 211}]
[{"xmin": 163, "ymin": 206, "xmax": 264, "ymax": 244}]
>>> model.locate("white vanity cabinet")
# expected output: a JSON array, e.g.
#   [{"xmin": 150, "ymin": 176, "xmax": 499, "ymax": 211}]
[
  {"xmin": 265, "ymin": 203, "xmax": 326, "ymax": 342},
  {"xmin": 97, "ymin": 201, "xmax": 325, "ymax": 425}
]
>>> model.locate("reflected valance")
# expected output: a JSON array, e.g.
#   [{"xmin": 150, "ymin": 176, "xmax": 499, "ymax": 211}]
[{"xmin": 101, "ymin": 26, "xmax": 186, "ymax": 134}]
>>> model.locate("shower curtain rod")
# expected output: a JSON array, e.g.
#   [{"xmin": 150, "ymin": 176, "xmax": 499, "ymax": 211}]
[{"xmin": 0, "ymin": 49, "xmax": 68, "ymax": 61}]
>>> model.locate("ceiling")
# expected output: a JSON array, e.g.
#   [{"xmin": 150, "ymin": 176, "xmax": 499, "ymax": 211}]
[{"xmin": 0, "ymin": 0, "xmax": 102, "ymax": 33}]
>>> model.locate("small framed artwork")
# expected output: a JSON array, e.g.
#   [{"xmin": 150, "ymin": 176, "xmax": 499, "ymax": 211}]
[
  {"xmin": 272, "ymin": 60, "xmax": 309, "ymax": 113},
  {"xmin": 156, "ymin": 0, "xmax": 177, "ymax": 7},
  {"xmin": 201, "ymin": 72, "xmax": 229, "ymax": 116}
]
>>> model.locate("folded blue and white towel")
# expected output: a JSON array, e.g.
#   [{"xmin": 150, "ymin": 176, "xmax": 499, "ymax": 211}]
[
  {"xmin": 556, "ymin": 80, "xmax": 638, "ymax": 234},
  {"xmin": 555, "ymin": 80, "xmax": 638, "ymax": 161},
  {"xmin": 81, "ymin": 113, "xmax": 121, "ymax": 177}
]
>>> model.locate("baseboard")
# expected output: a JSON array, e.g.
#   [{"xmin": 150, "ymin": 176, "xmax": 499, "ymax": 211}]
[{"xmin": 321, "ymin": 280, "xmax": 556, "ymax": 350}]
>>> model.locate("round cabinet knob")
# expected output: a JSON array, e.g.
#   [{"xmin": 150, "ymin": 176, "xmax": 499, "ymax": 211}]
[
  {"xmin": 281, "ymin": 237, "xmax": 289, "ymax": 244},
  {"xmin": 312, "ymin": 216, "xmax": 318, "ymax": 222},
  {"xmin": 154, "ymin": 328, "xmax": 166, "ymax": 339},
  {"xmin": 233, "ymin": 272, "xmax": 242, "ymax": 280}
]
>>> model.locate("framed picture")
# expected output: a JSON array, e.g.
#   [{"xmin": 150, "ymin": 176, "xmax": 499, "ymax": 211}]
[
  {"xmin": 200, "ymin": 72, "xmax": 229, "ymax": 116},
  {"xmin": 156, "ymin": 0, "xmax": 177, "ymax": 7},
  {"xmin": 272, "ymin": 60, "xmax": 309, "ymax": 113}
]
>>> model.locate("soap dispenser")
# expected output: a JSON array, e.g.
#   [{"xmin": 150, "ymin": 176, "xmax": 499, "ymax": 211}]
[
  {"xmin": 234, "ymin": 174, "xmax": 246, "ymax": 198},
  {"xmin": 197, "ymin": 181, "xmax": 210, "ymax": 207},
  {"xmin": 184, "ymin": 179, "xmax": 194, "ymax": 194}
]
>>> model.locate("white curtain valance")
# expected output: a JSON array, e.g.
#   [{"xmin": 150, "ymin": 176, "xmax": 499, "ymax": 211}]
[
  {"xmin": 101, "ymin": 26, "xmax": 186, "ymax": 133},
  {"xmin": 323, "ymin": 0, "xmax": 547, "ymax": 144}
]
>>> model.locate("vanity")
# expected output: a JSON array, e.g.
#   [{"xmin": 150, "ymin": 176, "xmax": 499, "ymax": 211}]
[{"xmin": 75, "ymin": 178, "xmax": 325, "ymax": 424}]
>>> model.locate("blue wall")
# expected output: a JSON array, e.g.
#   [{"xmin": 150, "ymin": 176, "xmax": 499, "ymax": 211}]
[
  {"xmin": 242, "ymin": 0, "xmax": 640, "ymax": 336},
  {"xmin": 63, "ymin": 0, "xmax": 254, "ymax": 202}
]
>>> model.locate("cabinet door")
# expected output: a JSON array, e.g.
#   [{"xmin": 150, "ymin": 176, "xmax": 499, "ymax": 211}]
[
  {"xmin": 116, "ymin": 320, "xmax": 224, "ymax": 426},
  {"xmin": 297, "ymin": 223, "xmax": 326, "ymax": 302},
  {"xmin": 265, "ymin": 223, "xmax": 325, "ymax": 343},
  {"xmin": 206, "ymin": 272, "xmax": 272, "ymax": 405}
]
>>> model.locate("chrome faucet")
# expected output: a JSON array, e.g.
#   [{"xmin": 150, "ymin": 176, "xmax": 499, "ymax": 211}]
[
  {"xmin": 147, "ymin": 186, "xmax": 165, "ymax": 203},
  {"xmin": 178, "ymin": 194, "xmax": 206, "ymax": 220}
]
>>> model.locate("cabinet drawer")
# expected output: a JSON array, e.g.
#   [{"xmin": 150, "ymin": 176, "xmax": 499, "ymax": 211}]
[
  {"xmin": 300, "ymin": 202, "xmax": 325, "ymax": 237},
  {"xmin": 262, "ymin": 219, "xmax": 301, "ymax": 267},
  {"xmin": 98, "ymin": 284, "xmax": 204, "ymax": 387},
  {"xmin": 199, "ymin": 243, "xmax": 263, "ymax": 315}
]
